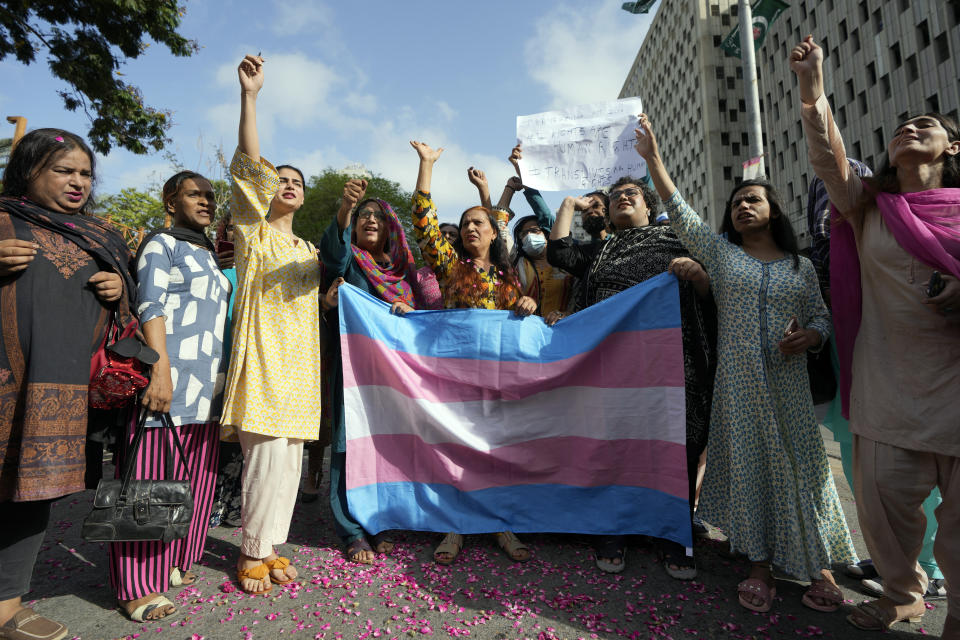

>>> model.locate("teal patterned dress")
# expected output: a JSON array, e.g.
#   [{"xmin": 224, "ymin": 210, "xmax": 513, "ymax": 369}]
[{"xmin": 664, "ymin": 191, "xmax": 857, "ymax": 580}]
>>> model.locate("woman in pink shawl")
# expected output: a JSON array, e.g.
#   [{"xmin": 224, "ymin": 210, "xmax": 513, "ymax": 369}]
[{"xmin": 792, "ymin": 36, "xmax": 960, "ymax": 637}]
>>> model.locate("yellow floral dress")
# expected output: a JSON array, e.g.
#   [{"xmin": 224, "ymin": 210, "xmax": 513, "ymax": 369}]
[
  {"xmin": 220, "ymin": 149, "xmax": 322, "ymax": 439},
  {"xmin": 412, "ymin": 191, "xmax": 518, "ymax": 310}
]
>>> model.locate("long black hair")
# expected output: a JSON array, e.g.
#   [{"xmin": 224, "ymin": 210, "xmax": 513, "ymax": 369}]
[
  {"xmin": 453, "ymin": 206, "xmax": 514, "ymax": 273},
  {"xmin": 720, "ymin": 179, "xmax": 799, "ymax": 270},
  {"xmin": 1, "ymin": 128, "xmax": 96, "ymax": 210}
]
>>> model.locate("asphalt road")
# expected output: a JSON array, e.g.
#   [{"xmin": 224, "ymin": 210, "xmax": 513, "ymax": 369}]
[{"xmin": 22, "ymin": 426, "xmax": 947, "ymax": 640}]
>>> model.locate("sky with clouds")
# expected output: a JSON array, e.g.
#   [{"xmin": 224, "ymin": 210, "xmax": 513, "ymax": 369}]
[{"xmin": 0, "ymin": 1, "xmax": 658, "ymax": 222}]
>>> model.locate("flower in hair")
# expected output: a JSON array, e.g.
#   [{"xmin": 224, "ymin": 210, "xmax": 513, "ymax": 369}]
[{"xmin": 55, "ymin": 136, "xmax": 64, "ymax": 142}]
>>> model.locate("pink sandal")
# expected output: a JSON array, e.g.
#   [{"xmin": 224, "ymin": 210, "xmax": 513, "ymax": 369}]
[
  {"xmin": 801, "ymin": 580, "xmax": 843, "ymax": 612},
  {"xmin": 738, "ymin": 578, "xmax": 776, "ymax": 613}
]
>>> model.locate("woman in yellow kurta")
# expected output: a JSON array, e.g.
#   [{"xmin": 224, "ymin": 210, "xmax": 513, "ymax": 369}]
[{"xmin": 223, "ymin": 54, "xmax": 322, "ymax": 594}]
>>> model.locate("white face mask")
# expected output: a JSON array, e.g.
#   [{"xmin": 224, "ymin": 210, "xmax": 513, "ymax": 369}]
[{"xmin": 521, "ymin": 232, "xmax": 547, "ymax": 256}]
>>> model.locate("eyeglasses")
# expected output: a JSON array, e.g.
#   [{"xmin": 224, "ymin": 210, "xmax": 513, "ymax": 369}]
[
  {"xmin": 610, "ymin": 187, "xmax": 641, "ymax": 201},
  {"xmin": 357, "ymin": 210, "xmax": 386, "ymax": 221}
]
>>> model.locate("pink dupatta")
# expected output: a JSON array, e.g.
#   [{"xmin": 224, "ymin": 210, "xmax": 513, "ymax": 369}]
[{"xmin": 830, "ymin": 187, "xmax": 960, "ymax": 418}]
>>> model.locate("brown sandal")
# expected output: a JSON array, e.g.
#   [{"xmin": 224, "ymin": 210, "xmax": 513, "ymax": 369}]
[
  {"xmin": 236, "ymin": 563, "xmax": 272, "ymax": 594},
  {"xmin": 434, "ymin": 532, "xmax": 463, "ymax": 565},
  {"xmin": 846, "ymin": 598, "xmax": 924, "ymax": 631},
  {"xmin": 495, "ymin": 531, "xmax": 530, "ymax": 562}
]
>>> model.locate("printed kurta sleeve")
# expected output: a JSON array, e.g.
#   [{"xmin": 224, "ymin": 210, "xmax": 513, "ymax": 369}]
[
  {"xmin": 319, "ymin": 219, "xmax": 352, "ymax": 276},
  {"xmin": 523, "ymin": 187, "xmax": 556, "ymax": 234},
  {"xmin": 664, "ymin": 190, "xmax": 723, "ymax": 274},
  {"xmin": 229, "ymin": 148, "xmax": 281, "ymax": 231},
  {"xmin": 135, "ymin": 236, "xmax": 173, "ymax": 325},
  {"xmin": 800, "ymin": 94, "xmax": 863, "ymax": 218},
  {"xmin": 800, "ymin": 256, "xmax": 831, "ymax": 352},
  {"xmin": 412, "ymin": 191, "xmax": 457, "ymax": 281},
  {"xmin": 490, "ymin": 206, "xmax": 514, "ymax": 254}
]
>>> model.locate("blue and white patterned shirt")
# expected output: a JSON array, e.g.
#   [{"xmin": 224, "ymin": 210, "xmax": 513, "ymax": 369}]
[{"xmin": 137, "ymin": 233, "xmax": 232, "ymax": 427}]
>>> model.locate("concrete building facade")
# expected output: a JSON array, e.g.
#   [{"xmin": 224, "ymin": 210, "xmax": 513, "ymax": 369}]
[{"xmin": 621, "ymin": 0, "xmax": 960, "ymax": 245}]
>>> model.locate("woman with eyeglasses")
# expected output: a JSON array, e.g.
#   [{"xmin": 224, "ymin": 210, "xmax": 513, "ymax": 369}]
[
  {"xmin": 318, "ymin": 179, "xmax": 422, "ymax": 564},
  {"xmin": 546, "ymin": 176, "xmax": 717, "ymax": 580}
]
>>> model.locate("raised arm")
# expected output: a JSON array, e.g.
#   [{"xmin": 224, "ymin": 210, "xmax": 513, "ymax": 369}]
[
  {"xmin": 546, "ymin": 196, "xmax": 596, "ymax": 278},
  {"xmin": 336, "ymin": 179, "xmax": 367, "ymax": 231},
  {"xmin": 790, "ymin": 36, "xmax": 862, "ymax": 216},
  {"xmin": 508, "ymin": 144, "xmax": 555, "ymax": 232},
  {"xmin": 467, "ymin": 167, "xmax": 492, "ymax": 209},
  {"xmin": 412, "ymin": 140, "xmax": 443, "ymax": 194},
  {"xmin": 410, "ymin": 141, "xmax": 455, "ymax": 279},
  {"xmin": 238, "ymin": 55, "xmax": 264, "ymax": 162},
  {"xmin": 635, "ymin": 114, "xmax": 722, "ymax": 272}
]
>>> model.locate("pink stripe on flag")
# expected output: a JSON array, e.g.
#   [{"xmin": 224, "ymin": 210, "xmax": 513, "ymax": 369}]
[
  {"xmin": 346, "ymin": 434, "xmax": 688, "ymax": 498},
  {"xmin": 341, "ymin": 329, "xmax": 683, "ymax": 403}
]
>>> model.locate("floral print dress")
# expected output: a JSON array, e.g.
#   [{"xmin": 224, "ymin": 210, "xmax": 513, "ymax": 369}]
[{"xmin": 664, "ymin": 190, "xmax": 857, "ymax": 580}]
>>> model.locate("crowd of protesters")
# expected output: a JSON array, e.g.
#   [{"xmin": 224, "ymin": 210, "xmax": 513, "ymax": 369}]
[{"xmin": 0, "ymin": 39, "xmax": 957, "ymax": 640}]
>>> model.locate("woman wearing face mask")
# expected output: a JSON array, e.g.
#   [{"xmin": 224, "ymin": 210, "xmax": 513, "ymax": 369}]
[
  {"xmin": 224, "ymin": 54, "xmax": 323, "ymax": 595},
  {"xmin": 319, "ymin": 179, "xmax": 421, "ymax": 564},
  {"xmin": 0, "ymin": 128, "xmax": 132, "ymax": 640},
  {"xmin": 111, "ymin": 171, "xmax": 231, "ymax": 622},
  {"xmin": 512, "ymin": 215, "xmax": 573, "ymax": 321}
]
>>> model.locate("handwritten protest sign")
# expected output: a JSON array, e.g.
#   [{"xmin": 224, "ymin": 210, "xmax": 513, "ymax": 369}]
[{"xmin": 516, "ymin": 98, "xmax": 646, "ymax": 191}]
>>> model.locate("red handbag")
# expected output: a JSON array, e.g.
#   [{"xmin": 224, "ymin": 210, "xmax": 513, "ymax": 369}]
[{"xmin": 89, "ymin": 311, "xmax": 155, "ymax": 409}]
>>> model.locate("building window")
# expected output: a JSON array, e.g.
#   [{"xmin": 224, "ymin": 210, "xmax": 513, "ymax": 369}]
[
  {"xmin": 837, "ymin": 105, "xmax": 847, "ymax": 128},
  {"xmin": 858, "ymin": 91, "xmax": 868, "ymax": 115},
  {"xmin": 742, "ymin": 132, "xmax": 749, "ymax": 146},
  {"xmin": 881, "ymin": 74, "xmax": 891, "ymax": 98},
  {"xmin": 810, "ymin": 8, "xmax": 817, "ymax": 28},
  {"xmin": 898, "ymin": 0, "xmax": 909, "ymax": 11},
  {"xmin": 839, "ymin": 19, "xmax": 847, "ymax": 41},
  {"xmin": 906, "ymin": 54, "xmax": 919, "ymax": 82},
  {"xmin": 935, "ymin": 33, "xmax": 950, "ymax": 63},
  {"xmin": 713, "ymin": 35, "xmax": 722, "ymax": 47},
  {"xmin": 711, "ymin": 4, "xmax": 719, "ymax": 16},
  {"xmin": 791, "ymin": 142, "xmax": 798, "ymax": 161},
  {"xmin": 721, "ymin": 14, "xmax": 730, "ymax": 26},
  {"xmin": 732, "ymin": 142, "xmax": 740, "ymax": 155},
  {"xmin": 727, "ymin": 77, "xmax": 736, "ymax": 90},
  {"xmin": 736, "ymin": 66, "xmax": 743, "ymax": 79},
  {"xmin": 846, "ymin": 79, "xmax": 855, "ymax": 102},
  {"xmin": 872, "ymin": 8, "xmax": 883, "ymax": 31},
  {"xmin": 853, "ymin": 141, "xmax": 862, "ymax": 158},
  {"xmin": 859, "ymin": 0, "xmax": 869, "ymax": 21},
  {"xmin": 738, "ymin": 99, "xmax": 746, "ymax": 112},
  {"xmin": 827, "ymin": 0, "xmax": 834, "ymax": 11},
  {"xmin": 867, "ymin": 62, "xmax": 876, "ymax": 86},
  {"xmin": 927, "ymin": 94, "xmax": 940, "ymax": 113},
  {"xmin": 723, "ymin": 166, "xmax": 732, "ymax": 181},
  {"xmin": 832, "ymin": 47, "xmax": 841, "ymax": 69},
  {"xmin": 917, "ymin": 20, "xmax": 930, "ymax": 48},
  {"xmin": 721, "ymin": 132, "xmax": 730, "ymax": 145},
  {"xmin": 874, "ymin": 127, "xmax": 885, "ymax": 153},
  {"xmin": 851, "ymin": 28, "xmax": 860, "ymax": 52},
  {"xmin": 729, "ymin": 109, "xmax": 738, "ymax": 122},
  {"xmin": 731, "ymin": 4, "xmax": 738, "ymax": 16},
  {"xmin": 891, "ymin": 42, "xmax": 902, "ymax": 68},
  {"xmin": 716, "ymin": 66, "xmax": 725, "ymax": 79},
  {"xmin": 719, "ymin": 99, "xmax": 727, "ymax": 113}
]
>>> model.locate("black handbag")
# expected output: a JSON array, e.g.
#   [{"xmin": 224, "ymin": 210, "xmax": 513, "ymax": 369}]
[{"xmin": 81, "ymin": 411, "xmax": 194, "ymax": 543}]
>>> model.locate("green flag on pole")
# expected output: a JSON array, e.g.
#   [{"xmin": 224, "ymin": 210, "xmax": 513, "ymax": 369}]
[
  {"xmin": 621, "ymin": 1, "xmax": 657, "ymax": 14},
  {"xmin": 720, "ymin": 0, "xmax": 789, "ymax": 58}
]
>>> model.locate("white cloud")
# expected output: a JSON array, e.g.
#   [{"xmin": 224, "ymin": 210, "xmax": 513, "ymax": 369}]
[
  {"xmin": 523, "ymin": 0, "xmax": 657, "ymax": 108},
  {"xmin": 272, "ymin": 0, "xmax": 333, "ymax": 35},
  {"xmin": 436, "ymin": 101, "xmax": 457, "ymax": 122}
]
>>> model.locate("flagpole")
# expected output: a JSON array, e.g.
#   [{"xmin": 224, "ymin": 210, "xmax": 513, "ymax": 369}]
[{"xmin": 738, "ymin": 0, "xmax": 765, "ymax": 177}]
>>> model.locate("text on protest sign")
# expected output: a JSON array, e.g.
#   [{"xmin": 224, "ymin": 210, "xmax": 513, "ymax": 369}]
[{"xmin": 516, "ymin": 98, "xmax": 647, "ymax": 192}]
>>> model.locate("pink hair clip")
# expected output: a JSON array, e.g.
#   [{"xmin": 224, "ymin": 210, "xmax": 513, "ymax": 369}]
[{"xmin": 54, "ymin": 136, "xmax": 64, "ymax": 142}]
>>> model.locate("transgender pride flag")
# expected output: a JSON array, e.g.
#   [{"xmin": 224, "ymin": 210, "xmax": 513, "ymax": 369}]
[{"xmin": 340, "ymin": 272, "xmax": 691, "ymax": 547}]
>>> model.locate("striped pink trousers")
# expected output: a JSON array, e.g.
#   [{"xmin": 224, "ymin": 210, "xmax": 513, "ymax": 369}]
[{"xmin": 108, "ymin": 421, "xmax": 219, "ymax": 600}]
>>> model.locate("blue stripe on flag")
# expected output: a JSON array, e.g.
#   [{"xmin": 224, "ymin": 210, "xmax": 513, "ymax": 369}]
[
  {"xmin": 346, "ymin": 482, "xmax": 693, "ymax": 547},
  {"xmin": 338, "ymin": 271, "xmax": 681, "ymax": 363}
]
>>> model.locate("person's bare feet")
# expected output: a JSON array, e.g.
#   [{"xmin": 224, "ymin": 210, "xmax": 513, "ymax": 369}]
[
  {"xmin": 237, "ymin": 554, "xmax": 271, "ymax": 593},
  {"xmin": 121, "ymin": 592, "xmax": 175, "ymax": 620},
  {"xmin": 741, "ymin": 563, "xmax": 775, "ymax": 609}
]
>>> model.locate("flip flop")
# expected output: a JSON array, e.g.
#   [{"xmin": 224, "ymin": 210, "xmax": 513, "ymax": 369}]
[
  {"xmin": 434, "ymin": 532, "xmax": 463, "ymax": 565},
  {"xmin": 346, "ymin": 537, "xmax": 375, "ymax": 564},
  {"xmin": 737, "ymin": 578, "xmax": 776, "ymax": 613},
  {"xmin": 595, "ymin": 535, "xmax": 627, "ymax": 574},
  {"xmin": 370, "ymin": 531, "xmax": 395, "ymax": 555},
  {"xmin": 495, "ymin": 531, "xmax": 530, "ymax": 562},
  {"xmin": 658, "ymin": 540, "xmax": 697, "ymax": 580},
  {"xmin": 236, "ymin": 563, "xmax": 272, "ymax": 594},
  {"xmin": 846, "ymin": 599, "xmax": 924, "ymax": 631},
  {"xmin": 125, "ymin": 595, "xmax": 175, "ymax": 623},
  {"xmin": 801, "ymin": 580, "xmax": 843, "ymax": 612},
  {"xmin": 264, "ymin": 556, "xmax": 296, "ymax": 584}
]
